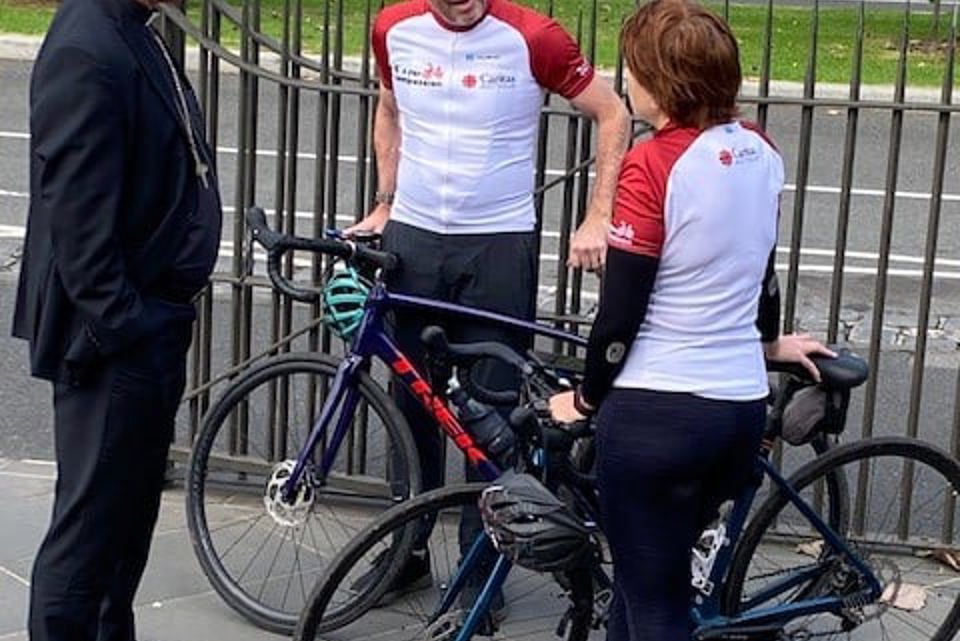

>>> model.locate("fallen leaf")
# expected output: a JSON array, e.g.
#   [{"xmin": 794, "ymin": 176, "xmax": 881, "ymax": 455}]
[
  {"xmin": 797, "ymin": 540, "xmax": 824, "ymax": 558},
  {"xmin": 880, "ymin": 582, "xmax": 927, "ymax": 612},
  {"xmin": 917, "ymin": 548, "xmax": 960, "ymax": 572}
]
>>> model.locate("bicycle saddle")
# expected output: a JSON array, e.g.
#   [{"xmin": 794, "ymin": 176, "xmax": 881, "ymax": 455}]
[{"xmin": 767, "ymin": 346, "xmax": 868, "ymax": 390}]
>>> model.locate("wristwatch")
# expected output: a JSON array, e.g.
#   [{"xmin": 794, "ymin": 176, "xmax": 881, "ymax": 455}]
[{"xmin": 374, "ymin": 191, "xmax": 395, "ymax": 205}]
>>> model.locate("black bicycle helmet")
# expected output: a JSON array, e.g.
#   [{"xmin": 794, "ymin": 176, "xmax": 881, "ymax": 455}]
[{"xmin": 479, "ymin": 470, "xmax": 596, "ymax": 573}]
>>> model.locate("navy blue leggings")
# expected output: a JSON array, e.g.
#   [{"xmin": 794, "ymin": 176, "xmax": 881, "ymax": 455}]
[{"xmin": 596, "ymin": 388, "xmax": 765, "ymax": 641}]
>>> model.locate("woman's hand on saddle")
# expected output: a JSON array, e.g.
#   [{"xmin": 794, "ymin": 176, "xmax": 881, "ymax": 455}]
[{"xmin": 764, "ymin": 333, "xmax": 837, "ymax": 383}]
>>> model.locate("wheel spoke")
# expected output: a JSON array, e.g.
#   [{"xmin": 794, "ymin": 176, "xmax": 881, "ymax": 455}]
[
  {"xmin": 189, "ymin": 357, "xmax": 419, "ymax": 630},
  {"xmin": 726, "ymin": 441, "xmax": 960, "ymax": 641}
]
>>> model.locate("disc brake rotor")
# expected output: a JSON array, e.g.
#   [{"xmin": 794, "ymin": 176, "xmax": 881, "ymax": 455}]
[{"xmin": 263, "ymin": 460, "xmax": 315, "ymax": 527}]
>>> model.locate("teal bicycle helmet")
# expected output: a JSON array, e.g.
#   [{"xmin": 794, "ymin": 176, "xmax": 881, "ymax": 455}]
[{"xmin": 321, "ymin": 266, "xmax": 370, "ymax": 340}]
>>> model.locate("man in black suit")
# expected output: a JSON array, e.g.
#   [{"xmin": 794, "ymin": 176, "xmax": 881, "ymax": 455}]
[{"xmin": 12, "ymin": 0, "xmax": 222, "ymax": 637}]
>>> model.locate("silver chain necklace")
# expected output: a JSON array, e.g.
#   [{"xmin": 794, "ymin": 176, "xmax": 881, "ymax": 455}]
[{"xmin": 149, "ymin": 28, "xmax": 210, "ymax": 189}]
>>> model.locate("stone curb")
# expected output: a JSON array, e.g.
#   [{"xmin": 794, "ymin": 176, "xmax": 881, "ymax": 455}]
[{"xmin": 2, "ymin": 33, "xmax": 958, "ymax": 103}]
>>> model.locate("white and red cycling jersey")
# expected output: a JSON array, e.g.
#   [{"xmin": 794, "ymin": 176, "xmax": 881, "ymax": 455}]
[
  {"xmin": 608, "ymin": 121, "xmax": 785, "ymax": 401},
  {"xmin": 372, "ymin": 0, "xmax": 594, "ymax": 234}
]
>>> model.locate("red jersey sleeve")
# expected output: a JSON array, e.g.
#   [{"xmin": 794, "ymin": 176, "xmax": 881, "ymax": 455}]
[
  {"xmin": 608, "ymin": 145, "xmax": 665, "ymax": 258},
  {"xmin": 528, "ymin": 20, "xmax": 594, "ymax": 99},
  {"xmin": 372, "ymin": 13, "xmax": 393, "ymax": 90}
]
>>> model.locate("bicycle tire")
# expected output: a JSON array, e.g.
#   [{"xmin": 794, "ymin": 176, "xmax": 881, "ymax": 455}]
[
  {"xmin": 186, "ymin": 352, "xmax": 421, "ymax": 634},
  {"xmin": 721, "ymin": 436, "xmax": 960, "ymax": 641},
  {"xmin": 295, "ymin": 483, "xmax": 603, "ymax": 641}
]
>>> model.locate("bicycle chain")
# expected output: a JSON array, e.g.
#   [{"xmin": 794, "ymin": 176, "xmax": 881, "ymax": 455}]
[{"xmin": 739, "ymin": 546, "xmax": 890, "ymax": 641}]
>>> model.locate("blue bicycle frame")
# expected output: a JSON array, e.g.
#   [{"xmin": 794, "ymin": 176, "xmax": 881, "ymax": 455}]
[
  {"xmin": 691, "ymin": 446, "xmax": 883, "ymax": 636},
  {"xmin": 275, "ymin": 277, "xmax": 591, "ymax": 640},
  {"xmin": 281, "ymin": 278, "xmax": 586, "ymax": 500},
  {"xmin": 297, "ymin": 284, "xmax": 884, "ymax": 641}
]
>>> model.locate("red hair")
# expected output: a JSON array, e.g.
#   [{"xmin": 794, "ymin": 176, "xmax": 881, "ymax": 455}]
[{"xmin": 621, "ymin": 0, "xmax": 741, "ymax": 129}]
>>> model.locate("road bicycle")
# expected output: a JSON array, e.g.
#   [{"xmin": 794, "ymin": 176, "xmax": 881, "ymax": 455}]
[
  {"xmin": 186, "ymin": 207, "xmax": 589, "ymax": 633},
  {"xmin": 293, "ymin": 326, "xmax": 616, "ymax": 641},
  {"xmin": 294, "ymin": 336, "xmax": 960, "ymax": 641},
  {"xmin": 187, "ymin": 206, "xmax": 878, "ymax": 636}
]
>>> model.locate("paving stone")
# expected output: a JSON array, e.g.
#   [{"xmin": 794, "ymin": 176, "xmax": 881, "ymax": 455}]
[
  {"xmin": 133, "ymin": 522, "xmax": 218, "ymax": 609},
  {"xmin": 793, "ymin": 315, "xmax": 831, "ymax": 334},
  {"xmin": 884, "ymin": 310, "xmax": 925, "ymax": 329},
  {"xmin": 0, "ymin": 571, "xmax": 28, "ymax": 637},
  {"xmin": 839, "ymin": 307, "xmax": 864, "ymax": 324},
  {"xmin": 0, "ymin": 471, "xmax": 52, "ymax": 566},
  {"xmin": 920, "ymin": 337, "xmax": 960, "ymax": 354},
  {"xmin": 133, "ymin": 591, "xmax": 287, "ymax": 641}
]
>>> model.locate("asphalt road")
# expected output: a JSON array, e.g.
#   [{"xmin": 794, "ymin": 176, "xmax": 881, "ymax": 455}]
[{"xmin": 1, "ymin": 55, "xmax": 959, "ymax": 462}]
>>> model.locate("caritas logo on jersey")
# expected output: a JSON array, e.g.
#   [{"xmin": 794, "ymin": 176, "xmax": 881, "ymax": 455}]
[
  {"xmin": 608, "ymin": 221, "xmax": 636, "ymax": 248},
  {"xmin": 719, "ymin": 146, "xmax": 760, "ymax": 167}
]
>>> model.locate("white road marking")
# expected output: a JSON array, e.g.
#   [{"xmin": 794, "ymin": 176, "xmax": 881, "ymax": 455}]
[
  {"xmin": 0, "ymin": 565, "xmax": 30, "ymax": 588},
  {"xmin": 2, "ymin": 222, "xmax": 959, "ymax": 280},
  {"xmin": 2, "ymin": 190, "xmax": 960, "ymax": 253},
  {"xmin": 0, "ymin": 223, "xmax": 25, "ymax": 237},
  {"xmin": 0, "ymin": 565, "xmax": 30, "ymax": 587},
  {"xmin": 0, "ymin": 470, "xmax": 55, "ymax": 481},
  {"xmin": 3, "ymin": 130, "xmax": 960, "ymax": 204}
]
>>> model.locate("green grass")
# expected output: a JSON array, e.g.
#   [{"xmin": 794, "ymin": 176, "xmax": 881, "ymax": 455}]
[
  {"xmin": 1, "ymin": 0, "xmax": 957, "ymax": 86},
  {"xmin": 0, "ymin": 0, "xmax": 56, "ymax": 34}
]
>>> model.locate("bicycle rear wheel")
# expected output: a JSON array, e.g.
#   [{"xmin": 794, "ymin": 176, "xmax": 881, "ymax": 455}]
[
  {"xmin": 186, "ymin": 353, "xmax": 420, "ymax": 634},
  {"xmin": 295, "ymin": 483, "xmax": 606, "ymax": 641},
  {"xmin": 722, "ymin": 437, "xmax": 960, "ymax": 641}
]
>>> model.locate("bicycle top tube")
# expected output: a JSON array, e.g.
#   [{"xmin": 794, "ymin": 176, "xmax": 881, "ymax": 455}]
[{"xmin": 372, "ymin": 285, "xmax": 589, "ymax": 349}]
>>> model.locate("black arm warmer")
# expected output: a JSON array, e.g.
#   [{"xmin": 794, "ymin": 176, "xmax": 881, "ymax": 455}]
[
  {"xmin": 756, "ymin": 248, "xmax": 780, "ymax": 343},
  {"xmin": 580, "ymin": 248, "xmax": 659, "ymax": 407}
]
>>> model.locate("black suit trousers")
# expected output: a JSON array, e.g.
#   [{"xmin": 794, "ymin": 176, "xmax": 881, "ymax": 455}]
[
  {"xmin": 29, "ymin": 321, "xmax": 192, "ymax": 641},
  {"xmin": 380, "ymin": 221, "xmax": 537, "ymax": 557}
]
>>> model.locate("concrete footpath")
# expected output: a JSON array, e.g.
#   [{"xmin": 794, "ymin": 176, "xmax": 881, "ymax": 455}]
[
  {"xmin": 0, "ymin": 456, "xmax": 956, "ymax": 641},
  {"xmin": 0, "ymin": 459, "xmax": 288, "ymax": 641}
]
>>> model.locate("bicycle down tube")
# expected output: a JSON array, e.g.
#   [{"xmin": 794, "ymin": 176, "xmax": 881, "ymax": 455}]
[{"xmin": 282, "ymin": 280, "xmax": 587, "ymax": 500}]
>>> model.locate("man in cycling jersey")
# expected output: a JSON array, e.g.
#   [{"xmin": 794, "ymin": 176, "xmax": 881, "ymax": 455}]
[{"xmin": 346, "ymin": 0, "xmax": 629, "ymax": 614}]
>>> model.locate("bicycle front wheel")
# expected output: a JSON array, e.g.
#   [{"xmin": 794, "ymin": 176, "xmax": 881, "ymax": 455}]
[
  {"xmin": 722, "ymin": 437, "xmax": 960, "ymax": 641},
  {"xmin": 186, "ymin": 353, "xmax": 420, "ymax": 634},
  {"xmin": 295, "ymin": 483, "xmax": 605, "ymax": 641}
]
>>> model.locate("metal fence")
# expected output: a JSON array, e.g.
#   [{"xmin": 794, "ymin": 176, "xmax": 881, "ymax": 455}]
[{"xmin": 159, "ymin": 0, "xmax": 960, "ymax": 543}]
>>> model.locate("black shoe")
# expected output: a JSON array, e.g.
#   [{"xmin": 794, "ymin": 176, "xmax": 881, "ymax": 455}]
[{"xmin": 350, "ymin": 548, "xmax": 432, "ymax": 606}]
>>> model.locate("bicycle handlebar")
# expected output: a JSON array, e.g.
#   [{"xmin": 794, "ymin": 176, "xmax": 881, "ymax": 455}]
[
  {"xmin": 421, "ymin": 326, "xmax": 532, "ymax": 406},
  {"xmin": 246, "ymin": 207, "xmax": 399, "ymax": 302}
]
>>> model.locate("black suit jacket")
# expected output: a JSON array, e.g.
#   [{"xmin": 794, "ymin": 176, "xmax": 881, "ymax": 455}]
[{"xmin": 13, "ymin": 0, "xmax": 212, "ymax": 383}]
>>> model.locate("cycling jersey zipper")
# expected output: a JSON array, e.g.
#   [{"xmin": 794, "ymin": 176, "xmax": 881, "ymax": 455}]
[{"xmin": 442, "ymin": 33, "xmax": 457, "ymax": 230}]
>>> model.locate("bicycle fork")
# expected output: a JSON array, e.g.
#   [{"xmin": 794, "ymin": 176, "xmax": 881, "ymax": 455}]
[{"xmin": 282, "ymin": 355, "xmax": 365, "ymax": 503}]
